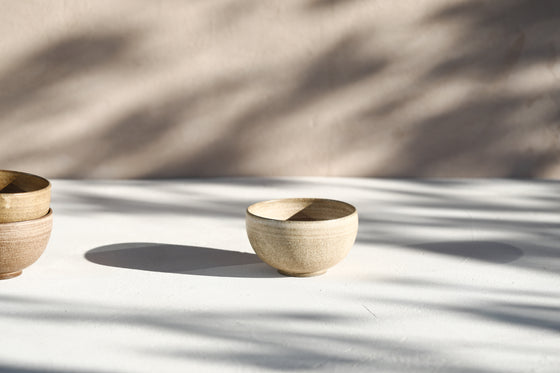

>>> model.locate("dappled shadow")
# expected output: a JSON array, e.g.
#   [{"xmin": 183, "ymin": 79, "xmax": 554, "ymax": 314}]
[
  {"xmin": 143, "ymin": 32, "xmax": 388, "ymax": 178},
  {"xmin": 306, "ymin": 0, "xmax": 360, "ymax": 11},
  {"xmin": 0, "ymin": 1, "xmax": 389, "ymax": 178},
  {"xmin": 0, "ymin": 23, "xmax": 150, "ymax": 177},
  {"xmin": 0, "ymin": 365, "xmax": 102, "ymax": 373},
  {"xmin": 370, "ymin": 277, "xmax": 560, "ymax": 335},
  {"xmin": 0, "ymin": 30, "xmax": 140, "ymax": 123},
  {"xmin": 50, "ymin": 177, "xmax": 560, "ymax": 275},
  {"xmin": 50, "ymin": 177, "xmax": 341, "ymax": 218},
  {"xmin": 0, "ymin": 293, "xmax": 508, "ymax": 372},
  {"xmin": 85, "ymin": 242, "xmax": 278, "ymax": 278},
  {"xmin": 3, "ymin": 1, "xmax": 557, "ymax": 177},
  {"xmin": 425, "ymin": 0, "xmax": 560, "ymax": 79},
  {"xmin": 349, "ymin": 179, "xmax": 560, "ymax": 274},
  {"xmin": 365, "ymin": 0, "xmax": 560, "ymax": 177},
  {"xmin": 2, "ymin": 177, "xmax": 559, "ymax": 371},
  {"xmin": 377, "ymin": 276, "xmax": 560, "ymax": 299},
  {"xmin": 408, "ymin": 241, "xmax": 524, "ymax": 263},
  {"xmin": 451, "ymin": 301, "xmax": 560, "ymax": 333}
]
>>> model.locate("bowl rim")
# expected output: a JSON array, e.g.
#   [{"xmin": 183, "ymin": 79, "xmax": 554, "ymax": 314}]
[
  {"xmin": 246, "ymin": 198, "xmax": 357, "ymax": 224},
  {"xmin": 0, "ymin": 169, "xmax": 51, "ymax": 196},
  {"xmin": 0, "ymin": 208, "xmax": 53, "ymax": 227}
]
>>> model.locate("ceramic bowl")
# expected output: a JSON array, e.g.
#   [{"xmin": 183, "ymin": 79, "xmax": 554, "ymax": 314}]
[
  {"xmin": 0, "ymin": 208, "xmax": 53, "ymax": 279},
  {"xmin": 246, "ymin": 198, "xmax": 358, "ymax": 277},
  {"xmin": 0, "ymin": 170, "xmax": 51, "ymax": 223}
]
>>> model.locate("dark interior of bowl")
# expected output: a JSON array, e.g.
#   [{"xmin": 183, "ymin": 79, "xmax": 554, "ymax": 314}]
[
  {"xmin": 249, "ymin": 199, "xmax": 355, "ymax": 222},
  {"xmin": 0, "ymin": 171, "xmax": 49, "ymax": 194}
]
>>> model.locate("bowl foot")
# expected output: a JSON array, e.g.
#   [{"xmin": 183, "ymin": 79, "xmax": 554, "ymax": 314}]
[
  {"xmin": 278, "ymin": 269, "xmax": 327, "ymax": 277},
  {"xmin": 0, "ymin": 271, "xmax": 22, "ymax": 280}
]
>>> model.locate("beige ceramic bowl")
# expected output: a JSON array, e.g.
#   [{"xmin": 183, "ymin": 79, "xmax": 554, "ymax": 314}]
[
  {"xmin": 246, "ymin": 198, "xmax": 358, "ymax": 277},
  {"xmin": 0, "ymin": 208, "xmax": 53, "ymax": 279},
  {"xmin": 0, "ymin": 170, "xmax": 51, "ymax": 223}
]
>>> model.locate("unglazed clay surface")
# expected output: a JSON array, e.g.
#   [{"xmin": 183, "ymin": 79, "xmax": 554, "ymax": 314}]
[
  {"xmin": 246, "ymin": 198, "xmax": 358, "ymax": 276},
  {"xmin": 0, "ymin": 208, "xmax": 53, "ymax": 279},
  {"xmin": 0, "ymin": 170, "xmax": 51, "ymax": 223}
]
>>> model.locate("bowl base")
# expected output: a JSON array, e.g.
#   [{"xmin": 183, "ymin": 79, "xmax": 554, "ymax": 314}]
[
  {"xmin": 0, "ymin": 271, "xmax": 22, "ymax": 280},
  {"xmin": 278, "ymin": 269, "xmax": 327, "ymax": 277}
]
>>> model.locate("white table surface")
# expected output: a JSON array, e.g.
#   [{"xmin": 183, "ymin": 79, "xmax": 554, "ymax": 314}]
[{"xmin": 0, "ymin": 178, "xmax": 559, "ymax": 373}]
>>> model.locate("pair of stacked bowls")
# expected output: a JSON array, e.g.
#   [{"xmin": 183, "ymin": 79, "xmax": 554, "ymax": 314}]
[{"xmin": 0, "ymin": 170, "xmax": 53, "ymax": 279}]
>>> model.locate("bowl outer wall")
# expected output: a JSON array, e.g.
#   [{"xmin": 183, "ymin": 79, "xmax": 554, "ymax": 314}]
[
  {"xmin": 246, "ymin": 210, "xmax": 358, "ymax": 274},
  {"xmin": 0, "ymin": 209, "xmax": 53, "ymax": 274}
]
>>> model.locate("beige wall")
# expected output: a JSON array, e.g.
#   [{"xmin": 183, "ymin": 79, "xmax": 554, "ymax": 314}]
[{"xmin": 1, "ymin": 0, "xmax": 559, "ymax": 178}]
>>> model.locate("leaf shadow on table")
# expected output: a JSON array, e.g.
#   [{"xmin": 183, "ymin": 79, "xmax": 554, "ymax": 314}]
[
  {"xmin": 407, "ymin": 240, "xmax": 524, "ymax": 263},
  {"xmin": 0, "ymin": 293, "xmax": 463, "ymax": 373},
  {"xmin": 368, "ymin": 277, "xmax": 560, "ymax": 335},
  {"xmin": 353, "ymin": 178, "xmax": 560, "ymax": 274},
  {"xmin": 85, "ymin": 242, "xmax": 281, "ymax": 278},
  {"xmin": 0, "ymin": 365, "xmax": 100, "ymax": 373}
]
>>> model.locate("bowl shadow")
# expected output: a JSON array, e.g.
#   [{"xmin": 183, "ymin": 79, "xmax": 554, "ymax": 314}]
[{"xmin": 85, "ymin": 242, "xmax": 281, "ymax": 278}]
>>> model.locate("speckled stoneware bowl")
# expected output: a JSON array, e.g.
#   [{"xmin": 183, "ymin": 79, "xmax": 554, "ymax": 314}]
[
  {"xmin": 0, "ymin": 208, "xmax": 53, "ymax": 279},
  {"xmin": 0, "ymin": 170, "xmax": 51, "ymax": 223},
  {"xmin": 246, "ymin": 198, "xmax": 358, "ymax": 277}
]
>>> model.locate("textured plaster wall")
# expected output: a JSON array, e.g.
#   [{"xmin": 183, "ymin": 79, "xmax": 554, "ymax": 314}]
[{"xmin": 1, "ymin": 0, "xmax": 559, "ymax": 178}]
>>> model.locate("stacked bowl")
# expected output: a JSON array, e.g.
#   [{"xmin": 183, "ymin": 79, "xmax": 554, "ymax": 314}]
[{"xmin": 0, "ymin": 170, "xmax": 53, "ymax": 279}]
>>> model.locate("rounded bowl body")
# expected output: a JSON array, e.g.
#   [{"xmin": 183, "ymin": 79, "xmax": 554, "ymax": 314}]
[
  {"xmin": 0, "ymin": 209, "xmax": 53, "ymax": 279},
  {"xmin": 0, "ymin": 170, "xmax": 51, "ymax": 223},
  {"xmin": 246, "ymin": 198, "xmax": 358, "ymax": 276}
]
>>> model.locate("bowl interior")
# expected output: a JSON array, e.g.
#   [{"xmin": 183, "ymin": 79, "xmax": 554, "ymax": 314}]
[
  {"xmin": 248, "ymin": 198, "xmax": 355, "ymax": 222},
  {"xmin": 0, "ymin": 170, "xmax": 50, "ymax": 194}
]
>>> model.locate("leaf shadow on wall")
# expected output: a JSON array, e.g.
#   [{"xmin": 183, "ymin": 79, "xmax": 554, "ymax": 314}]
[
  {"xmin": 354, "ymin": 0, "xmax": 560, "ymax": 177},
  {"xmin": 0, "ymin": 0, "xmax": 559, "ymax": 177},
  {"xmin": 0, "ymin": 29, "xmax": 141, "ymax": 123}
]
